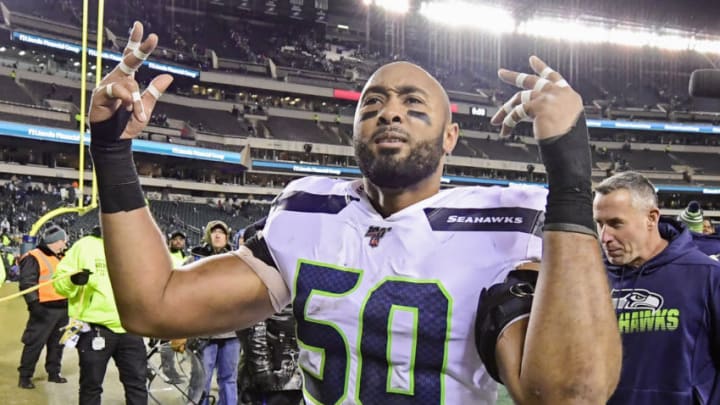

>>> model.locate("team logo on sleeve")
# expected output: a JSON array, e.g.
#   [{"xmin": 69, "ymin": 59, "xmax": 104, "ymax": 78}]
[{"xmin": 365, "ymin": 226, "xmax": 391, "ymax": 248}]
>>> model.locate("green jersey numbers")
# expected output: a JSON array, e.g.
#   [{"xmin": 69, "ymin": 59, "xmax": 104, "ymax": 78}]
[{"xmin": 294, "ymin": 260, "xmax": 452, "ymax": 404}]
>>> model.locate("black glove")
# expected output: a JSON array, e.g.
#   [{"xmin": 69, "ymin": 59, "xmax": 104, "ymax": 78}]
[
  {"xmin": 70, "ymin": 269, "xmax": 92, "ymax": 286},
  {"xmin": 28, "ymin": 301, "xmax": 47, "ymax": 317}
]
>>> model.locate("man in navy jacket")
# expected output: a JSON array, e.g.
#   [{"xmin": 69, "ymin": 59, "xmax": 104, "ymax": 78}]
[{"xmin": 594, "ymin": 171, "xmax": 720, "ymax": 405}]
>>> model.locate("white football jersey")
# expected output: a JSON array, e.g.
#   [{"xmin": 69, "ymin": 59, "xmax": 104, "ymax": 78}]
[{"xmin": 263, "ymin": 176, "xmax": 546, "ymax": 405}]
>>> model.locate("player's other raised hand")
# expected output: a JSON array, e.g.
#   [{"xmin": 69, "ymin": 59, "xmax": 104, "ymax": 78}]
[
  {"xmin": 491, "ymin": 56, "xmax": 583, "ymax": 140},
  {"xmin": 89, "ymin": 21, "xmax": 173, "ymax": 140}
]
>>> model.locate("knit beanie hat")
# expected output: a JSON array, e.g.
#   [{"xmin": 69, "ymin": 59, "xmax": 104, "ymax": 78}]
[
  {"xmin": 42, "ymin": 225, "xmax": 67, "ymax": 245},
  {"xmin": 203, "ymin": 220, "xmax": 229, "ymax": 244},
  {"xmin": 678, "ymin": 201, "xmax": 704, "ymax": 233}
]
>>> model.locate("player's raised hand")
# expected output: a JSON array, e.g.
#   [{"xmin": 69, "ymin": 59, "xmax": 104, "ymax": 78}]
[
  {"xmin": 491, "ymin": 56, "xmax": 583, "ymax": 140},
  {"xmin": 89, "ymin": 21, "xmax": 173, "ymax": 140}
]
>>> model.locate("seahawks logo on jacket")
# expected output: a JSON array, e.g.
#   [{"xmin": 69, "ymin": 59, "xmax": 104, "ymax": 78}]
[
  {"xmin": 611, "ymin": 289, "xmax": 680, "ymax": 334},
  {"xmin": 612, "ymin": 288, "xmax": 663, "ymax": 311}
]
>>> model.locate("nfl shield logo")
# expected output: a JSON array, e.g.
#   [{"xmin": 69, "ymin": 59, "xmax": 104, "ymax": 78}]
[{"xmin": 365, "ymin": 226, "xmax": 391, "ymax": 248}]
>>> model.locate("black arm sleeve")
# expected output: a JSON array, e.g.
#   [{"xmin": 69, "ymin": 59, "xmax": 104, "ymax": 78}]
[
  {"xmin": 475, "ymin": 270, "xmax": 538, "ymax": 384},
  {"xmin": 18, "ymin": 256, "xmax": 40, "ymax": 305}
]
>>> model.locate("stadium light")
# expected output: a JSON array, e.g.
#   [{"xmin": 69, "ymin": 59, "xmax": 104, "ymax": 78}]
[
  {"xmin": 373, "ymin": 0, "xmax": 410, "ymax": 14},
  {"xmin": 518, "ymin": 16, "xmax": 720, "ymax": 54},
  {"xmin": 419, "ymin": 1, "xmax": 515, "ymax": 34}
]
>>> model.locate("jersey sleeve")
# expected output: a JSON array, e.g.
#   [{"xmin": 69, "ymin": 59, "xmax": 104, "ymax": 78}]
[
  {"xmin": 487, "ymin": 185, "xmax": 546, "ymax": 285},
  {"xmin": 262, "ymin": 176, "xmax": 351, "ymax": 288}
]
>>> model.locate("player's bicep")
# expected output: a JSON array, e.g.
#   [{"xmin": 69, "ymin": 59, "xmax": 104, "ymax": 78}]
[{"xmin": 157, "ymin": 236, "xmax": 288, "ymax": 338}]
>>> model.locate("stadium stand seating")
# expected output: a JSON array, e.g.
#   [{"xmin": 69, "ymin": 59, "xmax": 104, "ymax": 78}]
[
  {"xmin": 0, "ymin": 76, "xmax": 35, "ymax": 105},
  {"xmin": 265, "ymin": 117, "xmax": 342, "ymax": 145}
]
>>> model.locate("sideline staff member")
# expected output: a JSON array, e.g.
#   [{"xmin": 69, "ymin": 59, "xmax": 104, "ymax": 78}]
[
  {"xmin": 53, "ymin": 227, "xmax": 148, "ymax": 405},
  {"xmin": 594, "ymin": 172, "xmax": 720, "ymax": 404},
  {"xmin": 18, "ymin": 225, "xmax": 68, "ymax": 389}
]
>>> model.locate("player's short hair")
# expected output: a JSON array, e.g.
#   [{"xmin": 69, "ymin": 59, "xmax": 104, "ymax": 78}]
[{"xmin": 595, "ymin": 171, "xmax": 658, "ymax": 211}]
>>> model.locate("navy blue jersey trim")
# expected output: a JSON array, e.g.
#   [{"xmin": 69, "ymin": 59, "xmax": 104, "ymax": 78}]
[
  {"xmin": 424, "ymin": 207, "xmax": 544, "ymax": 235},
  {"xmin": 273, "ymin": 191, "xmax": 358, "ymax": 214}
]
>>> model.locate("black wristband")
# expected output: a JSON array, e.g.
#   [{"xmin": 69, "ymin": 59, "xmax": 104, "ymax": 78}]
[
  {"xmin": 90, "ymin": 109, "xmax": 146, "ymax": 214},
  {"xmin": 538, "ymin": 112, "xmax": 597, "ymax": 236}
]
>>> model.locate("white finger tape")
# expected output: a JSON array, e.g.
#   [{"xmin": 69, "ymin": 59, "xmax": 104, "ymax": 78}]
[
  {"xmin": 515, "ymin": 73, "xmax": 528, "ymax": 88},
  {"xmin": 132, "ymin": 48, "xmax": 150, "ymax": 61},
  {"xmin": 520, "ymin": 90, "xmax": 532, "ymax": 104},
  {"xmin": 105, "ymin": 83, "xmax": 114, "ymax": 98},
  {"xmin": 514, "ymin": 104, "xmax": 529, "ymax": 121},
  {"xmin": 502, "ymin": 99, "xmax": 514, "ymax": 114},
  {"xmin": 540, "ymin": 66, "xmax": 555, "ymax": 79},
  {"xmin": 118, "ymin": 61, "xmax": 136, "ymax": 75},
  {"xmin": 533, "ymin": 78, "xmax": 551, "ymax": 92},
  {"xmin": 555, "ymin": 79, "xmax": 569, "ymax": 88},
  {"xmin": 503, "ymin": 113, "xmax": 518, "ymax": 128},
  {"xmin": 131, "ymin": 91, "xmax": 142, "ymax": 102},
  {"xmin": 126, "ymin": 40, "xmax": 140, "ymax": 51},
  {"xmin": 146, "ymin": 84, "xmax": 162, "ymax": 100}
]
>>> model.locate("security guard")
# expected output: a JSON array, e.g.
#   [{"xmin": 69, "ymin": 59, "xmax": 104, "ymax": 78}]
[
  {"xmin": 17, "ymin": 225, "xmax": 68, "ymax": 389},
  {"xmin": 53, "ymin": 226, "xmax": 148, "ymax": 405},
  {"xmin": 161, "ymin": 229, "xmax": 189, "ymax": 384}
]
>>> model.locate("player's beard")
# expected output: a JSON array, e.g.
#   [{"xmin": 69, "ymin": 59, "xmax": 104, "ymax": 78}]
[{"xmin": 354, "ymin": 131, "xmax": 445, "ymax": 189}]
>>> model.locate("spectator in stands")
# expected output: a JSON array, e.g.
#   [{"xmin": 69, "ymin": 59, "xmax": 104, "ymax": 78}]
[
  {"xmin": 677, "ymin": 201, "xmax": 704, "ymax": 233},
  {"xmin": 594, "ymin": 171, "xmax": 720, "ymax": 404},
  {"xmin": 17, "ymin": 225, "xmax": 68, "ymax": 389},
  {"xmin": 673, "ymin": 201, "xmax": 720, "ymax": 257},
  {"xmin": 190, "ymin": 220, "xmax": 240, "ymax": 405},
  {"xmin": 168, "ymin": 230, "xmax": 189, "ymax": 267},
  {"xmin": 52, "ymin": 226, "xmax": 148, "ymax": 405},
  {"xmin": 703, "ymin": 219, "xmax": 716, "ymax": 235},
  {"xmin": 1, "ymin": 217, "xmax": 9, "ymax": 234},
  {"xmin": 0, "ymin": 227, "xmax": 11, "ymax": 246}
]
